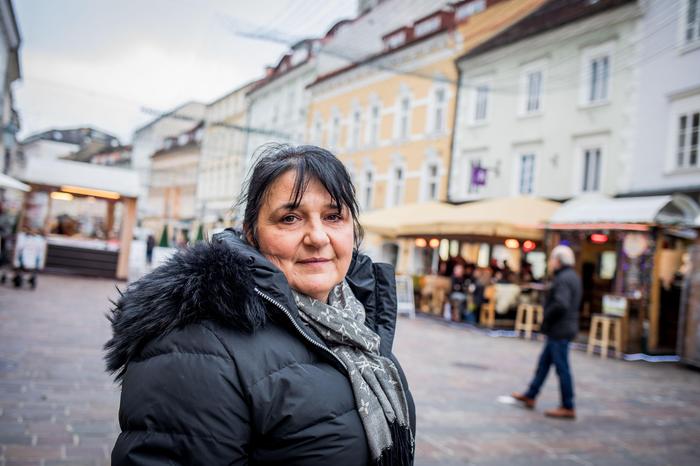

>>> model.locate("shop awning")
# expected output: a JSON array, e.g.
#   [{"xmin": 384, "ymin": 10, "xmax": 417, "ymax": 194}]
[
  {"xmin": 399, "ymin": 197, "xmax": 561, "ymax": 240},
  {"xmin": 548, "ymin": 194, "xmax": 700, "ymax": 230},
  {"xmin": 0, "ymin": 172, "xmax": 30, "ymax": 191},
  {"xmin": 360, "ymin": 201, "xmax": 456, "ymax": 237},
  {"xmin": 20, "ymin": 158, "xmax": 140, "ymax": 199}
]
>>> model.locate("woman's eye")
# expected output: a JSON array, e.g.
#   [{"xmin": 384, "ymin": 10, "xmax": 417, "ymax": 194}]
[
  {"xmin": 326, "ymin": 213, "xmax": 343, "ymax": 222},
  {"xmin": 281, "ymin": 215, "xmax": 298, "ymax": 224}
]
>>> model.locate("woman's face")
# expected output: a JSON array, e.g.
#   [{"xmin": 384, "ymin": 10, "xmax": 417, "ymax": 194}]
[{"xmin": 254, "ymin": 170, "xmax": 354, "ymax": 303}]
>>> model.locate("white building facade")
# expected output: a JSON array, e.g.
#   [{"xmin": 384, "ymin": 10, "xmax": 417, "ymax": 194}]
[
  {"xmin": 196, "ymin": 81, "xmax": 257, "ymax": 226},
  {"xmin": 450, "ymin": 0, "xmax": 642, "ymax": 202},
  {"xmin": 0, "ymin": 0, "xmax": 20, "ymax": 176},
  {"xmin": 624, "ymin": 0, "xmax": 700, "ymax": 202},
  {"xmin": 131, "ymin": 101, "xmax": 205, "ymax": 217},
  {"xmin": 244, "ymin": 40, "xmax": 319, "ymax": 163}
]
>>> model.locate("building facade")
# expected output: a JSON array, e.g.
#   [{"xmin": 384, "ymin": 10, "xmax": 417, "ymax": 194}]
[
  {"xmin": 306, "ymin": 0, "xmax": 547, "ymax": 268},
  {"xmin": 131, "ymin": 101, "xmax": 205, "ymax": 218},
  {"xmin": 244, "ymin": 40, "xmax": 320, "ymax": 163},
  {"xmin": 143, "ymin": 123, "xmax": 203, "ymax": 244},
  {"xmin": 624, "ymin": 0, "xmax": 700, "ymax": 203},
  {"xmin": 196, "ymin": 80, "xmax": 257, "ymax": 229},
  {"xmin": 450, "ymin": 0, "xmax": 641, "ymax": 203},
  {"xmin": 0, "ymin": 0, "xmax": 20, "ymax": 176}
]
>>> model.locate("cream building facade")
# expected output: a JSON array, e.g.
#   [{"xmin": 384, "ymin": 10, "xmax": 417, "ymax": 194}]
[{"xmin": 306, "ymin": 0, "xmax": 547, "ymax": 271}]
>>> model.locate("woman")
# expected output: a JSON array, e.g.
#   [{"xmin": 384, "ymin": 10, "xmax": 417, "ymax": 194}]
[{"xmin": 105, "ymin": 144, "xmax": 416, "ymax": 465}]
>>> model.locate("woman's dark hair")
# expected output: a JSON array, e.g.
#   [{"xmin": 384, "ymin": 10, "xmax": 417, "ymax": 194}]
[{"xmin": 238, "ymin": 143, "xmax": 364, "ymax": 249}]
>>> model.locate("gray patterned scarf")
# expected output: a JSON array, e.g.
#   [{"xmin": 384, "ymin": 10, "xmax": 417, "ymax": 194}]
[{"xmin": 292, "ymin": 281, "xmax": 414, "ymax": 466}]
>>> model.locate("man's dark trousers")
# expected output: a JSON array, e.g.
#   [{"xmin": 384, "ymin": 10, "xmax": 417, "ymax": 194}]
[{"xmin": 525, "ymin": 338, "xmax": 574, "ymax": 409}]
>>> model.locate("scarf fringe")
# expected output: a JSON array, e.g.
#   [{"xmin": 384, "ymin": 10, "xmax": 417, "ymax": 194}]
[{"xmin": 373, "ymin": 422, "xmax": 414, "ymax": 466}]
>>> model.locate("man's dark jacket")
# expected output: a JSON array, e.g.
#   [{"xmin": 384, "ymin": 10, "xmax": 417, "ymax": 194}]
[
  {"xmin": 540, "ymin": 266, "xmax": 582, "ymax": 341},
  {"xmin": 104, "ymin": 229, "xmax": 415, "ymax": 466}
]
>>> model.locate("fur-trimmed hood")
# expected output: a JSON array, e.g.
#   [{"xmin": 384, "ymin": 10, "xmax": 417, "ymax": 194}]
[{"xmin": 104, "ymin": 229, "xmax": 399, "ymax": 380}]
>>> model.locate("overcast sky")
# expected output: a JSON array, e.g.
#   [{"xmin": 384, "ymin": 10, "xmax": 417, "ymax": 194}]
[{"xmin": 13, "ymin": 0, "xmax": 356, "ymax": 142}]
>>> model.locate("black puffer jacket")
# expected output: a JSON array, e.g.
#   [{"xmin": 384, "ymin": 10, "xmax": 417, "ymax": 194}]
[
  {"xmin": 105, "ymin": 229, "xmax": 415, "ymax": 466},
  {"xmin": 540, "ymin": 266, "xmax": 583, "ymax": 341}
]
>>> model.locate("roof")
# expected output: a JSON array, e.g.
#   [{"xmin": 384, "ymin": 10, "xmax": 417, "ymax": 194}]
[
  {"xmin": 20, "ymin": 158, "xmax": 140, "ymax": 198},
  {"xmin": 22, "ymin": 127, "xmax": 119, "ymax": 147},
  {"xmin": 0, "ymin": 172, "xmax": 29, "ymax": 192},
  {"xmin": 548, "ymin": 194, "xmax": 700, "ymax": 228},
  {"xmin": 459, "ymin": 0, "xmax": 635, "ymax": 62},
  {"xmin": 133, "ymin": 101, "xmax": 205, "ymax": 135}
]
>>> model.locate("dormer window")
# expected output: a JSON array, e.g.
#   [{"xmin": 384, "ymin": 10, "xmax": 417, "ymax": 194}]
[
  {"xmin": 414, "ymin": 16, "xmax": 441, "ymax": 37},
  {"xmin": 456, "ymin": 0, "xmax": 486, "ymax": 22},
  {"xmin": 386, "ymin": 31, "xmax": 406, "ymax": 49}
]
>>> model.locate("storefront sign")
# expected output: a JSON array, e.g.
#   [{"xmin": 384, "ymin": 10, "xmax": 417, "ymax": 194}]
[{"xmin": 602, "ymin": 294, "xmax": 627, "ymax": 317}]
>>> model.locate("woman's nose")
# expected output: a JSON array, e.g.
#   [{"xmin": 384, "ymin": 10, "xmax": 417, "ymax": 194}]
[{"xmin": 304, "ymin": 220, "xmax": 330, "ymax": 247}]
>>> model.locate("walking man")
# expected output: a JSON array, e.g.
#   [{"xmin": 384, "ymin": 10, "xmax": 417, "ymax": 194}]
[{"xmin": 512, "ymin": 245, "xmax": 582, "ymax": 419}]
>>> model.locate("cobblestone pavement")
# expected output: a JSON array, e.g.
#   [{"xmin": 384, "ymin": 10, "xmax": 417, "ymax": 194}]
[{"xmin": 2, "ymin": 275, "xmax": 700, "ymax": 465}]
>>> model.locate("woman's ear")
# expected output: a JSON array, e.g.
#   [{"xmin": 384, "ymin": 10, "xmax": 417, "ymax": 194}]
[{"xmin": 243, "ymin": 225, "xmax": 256, "ymax": 247}]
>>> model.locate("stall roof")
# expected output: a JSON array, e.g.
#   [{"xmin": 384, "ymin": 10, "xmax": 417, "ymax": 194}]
[
  {"xmin": 20, "ymin": 158, "xmax": 140, "ymax": 198},
  {"xmin": 360, "ymin": 201, "xmax": 455, "ymax": 237},
  {"xmin": 0, "ymin": 172, "xmax": 30, "ymax": 191},
  {"xmin": 548, "ymin": 194, "xmax": 700, "ymax": 228},
  {"xmin": 399, "ymin": 197, "xmax": 561, "ymax": 239}
]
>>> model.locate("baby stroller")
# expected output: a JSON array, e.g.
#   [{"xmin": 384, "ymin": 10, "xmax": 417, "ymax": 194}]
[{"xmin": 0, "ymin": 231, "xmax": 46, "ymax": 289}]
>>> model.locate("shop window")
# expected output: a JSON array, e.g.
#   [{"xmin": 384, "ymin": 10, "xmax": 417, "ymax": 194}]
[
  {"xmin": 676, "ymin": 111, "xmax": 699, "ymax": 168},
  {"xmin": 599, "ymin": 251, "xmax": 617, "ymax": 280},
  {"xmin": 582, "ymin": 148, "xmax": 602, "ymax": 192}
]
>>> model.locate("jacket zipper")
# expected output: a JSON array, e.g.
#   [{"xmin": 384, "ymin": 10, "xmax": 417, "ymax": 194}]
[{"xmin": 254, "ymin": 287, "xmax": 348, "ymax": 371}]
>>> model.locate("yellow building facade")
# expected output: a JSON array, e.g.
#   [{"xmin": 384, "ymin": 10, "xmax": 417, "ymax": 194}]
[{"xmin": 306, "ymin": 0, "xmax": 547, "ymax": 272}]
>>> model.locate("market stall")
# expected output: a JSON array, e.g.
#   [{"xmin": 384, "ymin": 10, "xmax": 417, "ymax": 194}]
[
  {"xmin": 547, "ymin": 194, "xmax": 700, "ymax": 354},
  {"xmin": 18, "ymin": 158, "xmax": 139, "ymax": 280}
]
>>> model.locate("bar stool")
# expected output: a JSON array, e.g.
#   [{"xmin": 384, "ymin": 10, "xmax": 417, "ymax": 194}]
[
  {"xmin": 587, "ymin": 314, "xmax": 623, "ymax": 359},
  {"xmin": 514, "ymin": 304, "xmax": 544, "ymax": 339},
  {"xmin": 479, "ymin": 286, "xmax": 496, "ymax": 328}
]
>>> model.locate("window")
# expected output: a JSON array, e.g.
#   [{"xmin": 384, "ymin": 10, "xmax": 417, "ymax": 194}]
[
  {"xmin": 582, "ymin": 148, "xmax": 602, "ymax": 192},
  {"xmin": 390, "ymin": 167, "xmax": 405, "ymax": 206},
  {"xmin": 363, "ymin": 170, "xmax": 374, "ymax": 210},
  {"xmin": 456, "ymin": 0, "xmax": 486, "ymax": 21},
  {"xmin": 524, "ymin": 71, "xmax": 542, "ymax": 113},
  {"xmin": 399, "ymin": 97, "xmax": 411, "ymax": 139},
  {"xmin": 330, "ymin": 114, "xmax": 341, "ymax": 148},
  {"xmin": 434, "ymin": 88, "xmax": 446, "ymax": 133},
  {"xmin": 414, "ymin": 16, "xmax": 441, "ymax": 37},
  {"xmin": 518, "ymin": 154, "xmax": 536, "ymax": 194},
  {"xmin": 588, "ymin": 55, "xmax": 610, "ymax": 103},
  {"xmin": 369, "ymin": 104, "xmax": 380, "ymax": 145},
  {"xmin": 686, "ymin": 0, "xmax": 700, "ymax": 44},
  {"xmin": 425, "ymin": 164, "xmax": 440, "ymax": 200},
  {"xmin": 352, "ymin": 109, "xmax": 362, "ymax": 148},
  {"xmin": 474, "ymin": 85, "xmax": 489, "ymax": 122},
  {"xmin": 313, "ymin": 118, "xmax": 323, "ymax": 145},
  {"xmin": 677, "ymin": 111, "xmax": 699, "ymax": 168}
]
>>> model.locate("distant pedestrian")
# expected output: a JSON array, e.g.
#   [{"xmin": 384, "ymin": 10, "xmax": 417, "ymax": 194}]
[
  {"xmin": 512, "ymin": 245, "xmax": 582, "ymax": 419},
  {"xmin": 145, "ymin": 234, "xmax": 155, "ymax": 265}
]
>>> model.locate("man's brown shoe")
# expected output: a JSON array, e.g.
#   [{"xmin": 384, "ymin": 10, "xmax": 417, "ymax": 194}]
[
  {"xmin": 544, "ymin": 407, "xmax": 576, "ymax": 419},
  {"xmin": 511, "ymin": 392, "xmax": 536, "ymax": 409}
]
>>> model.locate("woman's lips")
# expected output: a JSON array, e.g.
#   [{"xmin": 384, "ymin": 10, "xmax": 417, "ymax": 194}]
[{"xmin": 298, "ymin": 258, "xmax": 330, "ymax": 264}]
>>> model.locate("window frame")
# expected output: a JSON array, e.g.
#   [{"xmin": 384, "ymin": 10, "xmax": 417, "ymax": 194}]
[{"xmin": 579, "ymin": 41, "xmax": 614, "ymax": 107}]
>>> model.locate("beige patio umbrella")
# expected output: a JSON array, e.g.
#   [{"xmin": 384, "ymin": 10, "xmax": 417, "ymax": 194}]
[
  {"xmin": 360, "ymin": 201, "xmax": 457, "ymax": 237},
  {"xmin": 398, "ymin": 197, "xmax": 561, "ymax": 240}
]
